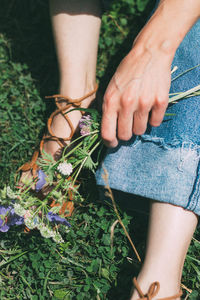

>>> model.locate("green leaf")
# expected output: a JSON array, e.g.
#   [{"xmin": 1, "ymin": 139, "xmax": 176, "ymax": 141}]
[
  {"xmin": 101, "ymin": 268, "xmax": 110, "ymax": 280},
  {"xmin": 137, "ymin": 0, "xmax": 149, "ymax": 12},
  {"xmin": 120, "ymin": 18, "xmax": 127, "ymax": 26},
  {"xmin": 54, "ymin": 289, "xmax": 69, "ymax": 299}
]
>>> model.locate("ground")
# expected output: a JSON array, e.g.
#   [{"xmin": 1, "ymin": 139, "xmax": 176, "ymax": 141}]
[{"xmin": 0, "ymin": 0, "xmax": 199, "ymax": 299}]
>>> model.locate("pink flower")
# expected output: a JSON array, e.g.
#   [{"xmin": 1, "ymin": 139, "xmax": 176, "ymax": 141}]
[
  {"xmin": 24, "ymin": 211, "xmax": 31, "ymax": 219},
  {"xmin": 79, "ymin": 115, "xmax": 92, "ymax": 136}
]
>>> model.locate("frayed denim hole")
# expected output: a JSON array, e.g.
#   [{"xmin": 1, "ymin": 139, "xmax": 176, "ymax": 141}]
[{"xmin": 178, "ymin": 143, "xmax": 200, "ymax": 172}]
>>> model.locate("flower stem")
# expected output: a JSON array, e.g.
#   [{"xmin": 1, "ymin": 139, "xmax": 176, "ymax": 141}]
[
  {"xmin": 169, "ymin": 84, "xmax": 200, "ymax": 103},
  {"xmin": 102, "ymin": 167, "xmax": 141, "ymax": 263},
  {"xmin": 72, "ymin": 140, "xmax": 101, "ymax": 185}
]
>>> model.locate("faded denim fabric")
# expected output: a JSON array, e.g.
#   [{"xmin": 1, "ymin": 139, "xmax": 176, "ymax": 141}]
[{"xmin": 96, "ymin": 16, "xmax": 200, "ymax": 215}]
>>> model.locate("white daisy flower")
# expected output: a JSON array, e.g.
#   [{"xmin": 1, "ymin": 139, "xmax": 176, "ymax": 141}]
[{"xmin": 57, "ymin": 162, "xmax": 73, "ymax": 176}]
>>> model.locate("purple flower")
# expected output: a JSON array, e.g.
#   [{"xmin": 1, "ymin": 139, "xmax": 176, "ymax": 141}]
[
  {"xmin": 9, "ymin": 208, "xmax": 24, "ymax": 226},
  {"xmin": 0, "ymin": 221, "xmax": 10, "ymax": 232},
  {"xmin": 35, "ymin": 169, "xmax": 47, "ymax": 192},
  {"xmin": 79, "ymin": 115, "xmax": 92, "ymax": 136},
  {"xmin": 0, "ymin": 206, "xmax": 11, "ymax": 215},
  {"xmin": 79, "ymin": 115, "xmax": 92, "ymax": 128},
  {"xmin": 80, "ymin": 126, "xmax": 91, "ymax": 136},
  {"xmin": 0, "ymin": 205, "xmax": 24, "ymax": 232},
  {"xmin": 0, "ymin": 206, "xmax": 11, "ymax": 232},
  {"xmin": 47, "ymin": 212, "xmax": 71, "ymax": 227}
]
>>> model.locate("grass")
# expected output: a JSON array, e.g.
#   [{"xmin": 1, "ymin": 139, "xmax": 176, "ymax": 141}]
[{"xmin": 0, "ymin": 0, "xmax": 200, "ymax": 299}]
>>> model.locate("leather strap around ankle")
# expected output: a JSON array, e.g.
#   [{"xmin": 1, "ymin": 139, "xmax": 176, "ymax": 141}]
[
  {"xmin": 133, "ymin": 277, "xmax": 183, "ymax": 300},
  {"xmin": 43, "ymin": 82, "xmax": 98, "ymax": 150},
  {"xmin": 18, "ymin": 83, "xmax": 98, "ymax": 176}
]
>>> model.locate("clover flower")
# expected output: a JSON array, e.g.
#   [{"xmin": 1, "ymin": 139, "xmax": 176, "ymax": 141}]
[
  {"xmin": 57, "ymin": 162, "xmax": 73, "ymax": 176},
  {"xmin": 79, "ymin": 115, "xmax": 92, "ymax": 136},
  {"xmin": 80, "ymin": 126, "xmax": 91, "ymax": 136},
  {"xmin": 79, "ymin": 115, "xmax": 92, "ymax": 127},
  {"xmin": 24, "ymin": 214, "xmax": 37, "ymax": 230}
]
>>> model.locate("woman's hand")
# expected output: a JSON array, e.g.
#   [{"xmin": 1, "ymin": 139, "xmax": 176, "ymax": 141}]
[
  {"xmin": 101, "ymin": 46, "xmax": 172, "ymax": 148},
  {"xmin": 101, "ymin": 0, "xmax": 200, "ymax": 148}
]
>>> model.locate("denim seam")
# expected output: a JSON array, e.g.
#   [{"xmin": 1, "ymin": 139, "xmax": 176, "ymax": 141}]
[
  {"xmin": 185, "ymin": 160, "xmax": 200, "ymax": 212},
  {"xmin": 139, "ymin": 135, "xmax": 200, "ymax": 212}
]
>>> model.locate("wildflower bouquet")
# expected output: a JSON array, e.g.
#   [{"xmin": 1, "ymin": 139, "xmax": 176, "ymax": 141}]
[
  {"xmin": 1, "ymin": 67, "xmax": 200, "ymax": 242},
  {"xmin": 0, "ymin": 108, "xmax": 103, "ymax": 242}
]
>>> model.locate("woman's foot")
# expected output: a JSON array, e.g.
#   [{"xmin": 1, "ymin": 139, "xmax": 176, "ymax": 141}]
[
  {"xmin": 131, "ymin": 276, "xmax": 182, "ymax": 300},
  {"xmin": 43, "ymin": 87, "xmax": 97, "ymax": 159},
  {"xmin": 130, "ymin": 202, "xmax": 198, "ymax": 300},
  {"xmin": 19, "ymin": 84, "xmax": 97, "ymax": 190}
]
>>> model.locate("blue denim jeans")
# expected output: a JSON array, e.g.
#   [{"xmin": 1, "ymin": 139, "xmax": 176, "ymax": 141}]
[{"xmin": 96, "ymin": 9, "xmax": 200, "ymax": 215}]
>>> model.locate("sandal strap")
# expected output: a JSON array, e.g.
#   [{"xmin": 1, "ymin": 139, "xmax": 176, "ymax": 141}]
[
  {"xmin": 42, "ymin": 82, "xmax": 98, "ymax": 148},
  {"xmin": 133, "ymin": 277, "xmax": 182, "ymax": 300},
  {"xmin": 18, "ymin": 83, "xmax": 98, "ymax": 173}
]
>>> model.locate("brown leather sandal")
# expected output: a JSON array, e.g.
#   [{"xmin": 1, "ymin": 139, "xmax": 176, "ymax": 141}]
[
  {"xmin": 18, "ymin": 83, "xmax": 98, "ymax": 216},
  {"xmin": 133, "ymin": 277, "xmax": 183, "ymax": 300}
]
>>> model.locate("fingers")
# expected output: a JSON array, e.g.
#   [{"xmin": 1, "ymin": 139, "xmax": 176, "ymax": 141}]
[
  {"xmin": 149, "ymin": 96, "xmax": 169, "ymax": 127},
  {"xmin": 117, "ymin": 110, "xmax": 134, "ymax": 141},
  {"xmin": 133, "ymin": 110, "xmax": 149, "ymax": 135},
  {"xmin": 132, "ymin": 92, "xmax": 152, "ymax": 134},
  {"xmin": 117, "ymin": 90, "xmax": 136, "ymax": 141},
  {"xmin": 102, "ymin": 91, "xmax": 168, "ymax": 148},
  {"xmin": 101, "ymin": 57, "xmax": 171, "ymax": 147},
  {"xmin": 101, "ymin": 110, "xmax": 118, "ymax": 148},
  {"xmin": 101, "ymin": 86, "xmax": 119, "ymax": 148},
  {"xmin": 101, "ymin": 79, "xmax": 138, "ymax": 147}
]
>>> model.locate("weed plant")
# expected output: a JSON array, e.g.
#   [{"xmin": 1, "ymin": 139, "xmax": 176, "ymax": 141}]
[{"xmin": 0, "ymin": 0, "xmax": 200, "ymax": 299}]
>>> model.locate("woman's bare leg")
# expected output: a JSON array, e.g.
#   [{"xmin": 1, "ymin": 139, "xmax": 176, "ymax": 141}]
[
  {"xmin": 45, "ymin": 0, "xmax": 101, "ymax": 157},
  {"xmin": 130, "ymin": 201, "xmax": 198, "ymax": 299}
]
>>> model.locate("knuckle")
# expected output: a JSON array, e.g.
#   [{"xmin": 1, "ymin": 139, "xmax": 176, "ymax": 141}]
[
  {"xmin": 103, "ymin": 92, "xmax": 115, "ymax": 108},
  {"xmin": 155, "ymin": 96, "xmax": 168, "ymax": 108},
  {"xmin": 120, "ymin": 94, "xmax": 133, "ymax": 108},
  {"xmin": 138, "ymin": 97, "xmax": 151, "ymax": 112}
]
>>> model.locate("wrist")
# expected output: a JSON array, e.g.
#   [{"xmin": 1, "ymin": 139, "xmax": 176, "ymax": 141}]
[
  {"xmin": 132, "ymin": 0, "xmax": 200, "ymax": 61},
  {"xmin": 132, "ymin": 34, "xmax": 176, "ymax": 68}
]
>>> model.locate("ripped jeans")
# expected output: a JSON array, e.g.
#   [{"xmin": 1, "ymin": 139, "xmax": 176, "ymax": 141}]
[{"xmin": 96, "ymin": 17, "xmax": 200, "ymax": 215}]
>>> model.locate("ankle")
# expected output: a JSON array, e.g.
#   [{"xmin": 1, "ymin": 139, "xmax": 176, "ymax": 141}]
[
  {"xmin": 59, "ymin": 79, "xmax": 97, "ymax": 104},
  {"xmin": 130, "ymin": 274, "xmax": 181, "ymax": 300},
  {"xmin": 43, "ymin": 82, "xmax": 98, "ymax": 158}
]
